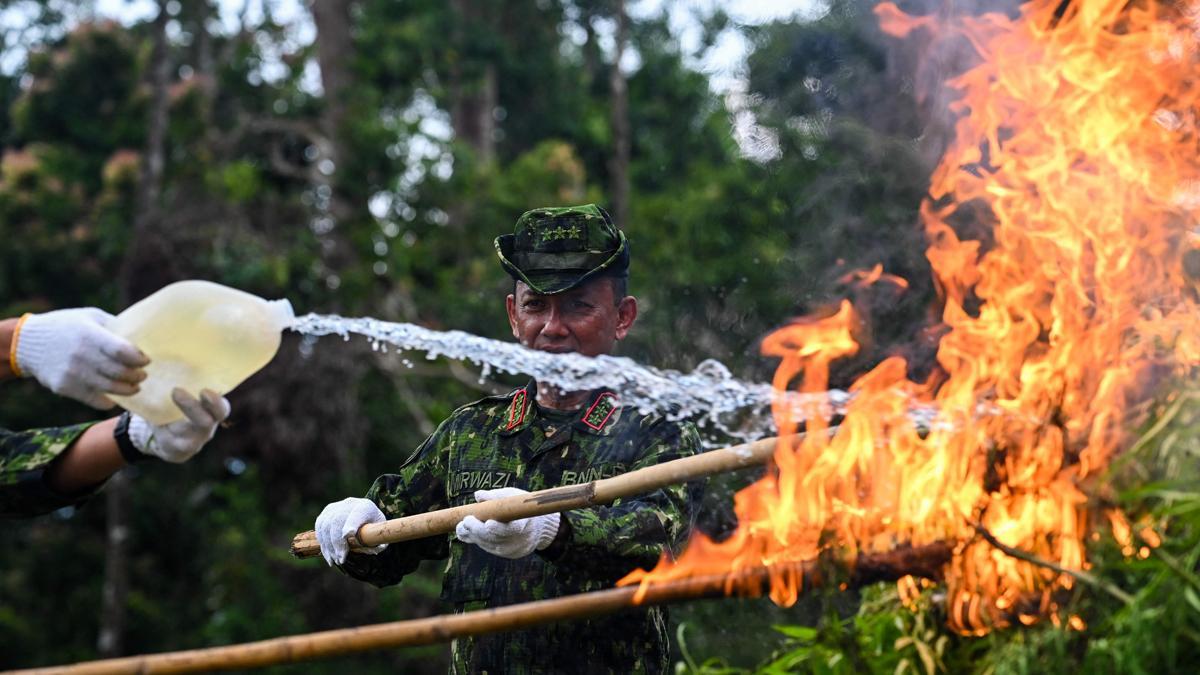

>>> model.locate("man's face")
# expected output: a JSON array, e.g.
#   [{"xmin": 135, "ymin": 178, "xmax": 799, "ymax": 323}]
[{"xmin": 506, "ymin": 278, "xmax": 638, "ymax": 358}]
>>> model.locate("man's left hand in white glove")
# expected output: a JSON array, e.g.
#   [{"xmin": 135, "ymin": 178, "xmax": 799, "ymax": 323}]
[
  {"xmin": 125, "ymin": 388, "xmax": 231, "ymax": 463},
  {"xmin": 455, "ymin": 487, "xmax": 561, "ymax": 559}
]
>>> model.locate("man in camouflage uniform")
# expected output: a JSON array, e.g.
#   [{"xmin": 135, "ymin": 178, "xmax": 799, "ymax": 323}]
[
  {"xmin": 1, "ymin": 308, "xmax": 231, "ymax": 517},
  {"xmin": 315, "ymin": 204, "xmax": 703, "ymax": 674}
]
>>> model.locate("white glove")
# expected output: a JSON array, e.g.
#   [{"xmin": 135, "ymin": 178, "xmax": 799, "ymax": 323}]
[
  {"xmin": 455, "ymin": 487, "xmax": 561, "ymax": 559},
  {"xmin": 129, "ymin": 388, "xmax": 230, "ymax": 463},
  {"xmin": 14, "ymin": 308, "xmax": 149, "ymax": 409},
  {"xmin": 315, "ymin": 497, "xmax": 388, "ymax": 566}
]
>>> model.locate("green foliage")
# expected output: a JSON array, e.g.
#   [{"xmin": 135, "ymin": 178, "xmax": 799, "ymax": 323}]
[
  {"xmin": 13, "ymin": 25, "xmax": 147, "ymax": 177},
  {"xmin": 210, "ymin": 160, "xmax": 264, "ymax": 204}
]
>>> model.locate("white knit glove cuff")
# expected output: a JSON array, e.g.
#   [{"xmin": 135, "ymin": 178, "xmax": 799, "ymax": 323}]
[
  {"xmin": 13, "ymin": 316, "xmax": 56, "ymax": 377},
  {"xmin": 128, "ymin": 414, "xmax": 156, "ymax": 456},
  {"xmin": 534, "ymin": 512, "xmax": 561, "ymax": 551}
]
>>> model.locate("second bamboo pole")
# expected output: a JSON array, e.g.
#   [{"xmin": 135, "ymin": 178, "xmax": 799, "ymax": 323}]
[{"xmin": 20, "ymin": 542, "xmax": 953, "ymax": 674}]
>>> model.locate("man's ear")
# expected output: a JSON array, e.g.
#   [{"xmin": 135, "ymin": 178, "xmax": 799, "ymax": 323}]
[
  {"xmin": 615, "ymin": 296, "xmax": 638, "ymax": 340},
  {"xmin": 506, "ymin": 293, "xmax": 519, "ymax": 339}
]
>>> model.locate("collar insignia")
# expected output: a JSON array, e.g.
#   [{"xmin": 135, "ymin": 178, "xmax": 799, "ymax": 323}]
[
  {"xmin": 506, "ymin": 388, "xmax": 529, "ymax": 430},
  {"xmin": 582, "ymin": 392, "xmax": 617, "ymax": 431}
]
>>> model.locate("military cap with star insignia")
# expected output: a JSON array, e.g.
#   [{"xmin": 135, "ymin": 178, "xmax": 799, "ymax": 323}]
[{"xmin": 494, "ymin": 203, "xmax": 629, "ymax": 295}]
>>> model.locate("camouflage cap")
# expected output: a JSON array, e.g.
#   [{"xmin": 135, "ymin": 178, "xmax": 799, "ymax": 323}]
[{"xmin": 494, "ymin": 204, "xmax": 629, "ymax": 295}]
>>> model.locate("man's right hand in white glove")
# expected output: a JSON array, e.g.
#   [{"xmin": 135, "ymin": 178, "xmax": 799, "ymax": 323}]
[
  {"xmin": 315, "ymin": 497, "xmax": 389, "ymax": 566},
  {"xmin": 126, "ymin": 388, "xmax": 231, "ymax": 464},
  {"xmin": 12, "ymin": 308, "xmax": 149, "ymax": 409},
  {"xmin": 44, "ymin": 388, "xmax": 231, "ymax": 496}
]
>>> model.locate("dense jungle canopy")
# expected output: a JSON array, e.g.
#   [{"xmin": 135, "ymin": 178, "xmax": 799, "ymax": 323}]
[{"xmin": 2, "ymin": 1, "xmax": 1198, "ymax": 673}]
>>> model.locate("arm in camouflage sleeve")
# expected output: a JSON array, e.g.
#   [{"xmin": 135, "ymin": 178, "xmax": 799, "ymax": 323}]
[
  {"xmin": 539, "ymin": 420, "xmax": 704, "ymax": 583},
  {"xmin": 0, "ymin": 421, "xmax": 109, "ymax": 517},
  {"xmin": 336, "ymin": 419, "xmax": 454, "ymax": 587}
]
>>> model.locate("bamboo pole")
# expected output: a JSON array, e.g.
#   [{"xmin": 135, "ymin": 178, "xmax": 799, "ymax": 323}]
[
  {"xmin": 291, "ymin": 436, "xmax": 783, "ymax": 558},
  {"xmin": 12, "ymin": 542, "xmax": 953, "ymax": 675}
]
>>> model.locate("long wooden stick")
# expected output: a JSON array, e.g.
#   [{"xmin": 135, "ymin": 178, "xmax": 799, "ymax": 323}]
[
  {"xmin": 291, "ymin": 436, "xmax": 782, "ymax": 558},
  {"xmin": 14, "ymin": 542, "xmax": 952, "ymax": 674}
]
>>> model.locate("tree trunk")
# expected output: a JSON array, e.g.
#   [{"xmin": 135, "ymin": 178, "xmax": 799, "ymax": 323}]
[
  {"xmin": 581, "ymin": 13, "xmax": 601, "ymax": 87},
  {"xmin": 607, "ymin": 0, "xmax": 630, "ymax": 227},
  {"xmin": 448, "ymin": 0, "xmax": 497, "ymax": 165},
  {"xmin": 95, "ymin": 473, "xmax": 130, "ymax": 657},
  {"xmin": 305, "ymin": 8, "xmax": 379, "ymax": 631},
  {"xmin": 137, "ymin": 10, "xmax": 170, "ymax": 231},
  {"xmin": 118, "ymin": 0, "xmax": 175, "ymax": 299},
  {"xmin": 450, "ymin": 63, "xmax": 498, "ymax": 165},
  {"xmin": 100, "ymin": 2, "xmax": 172, "ymax": 658},
  {"xmin": 194, "ymin": 0, "xmax": 217, "ymax": 131},
  {"xmin": 310, "ymin": 0, "xmax": 369, "ymax": 484},
  {"xmin": 310, "ymin": 0, "xmax": 361, "ymax": 280}
]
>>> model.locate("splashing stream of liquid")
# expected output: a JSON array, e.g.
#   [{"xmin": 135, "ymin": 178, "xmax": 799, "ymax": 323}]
[{"xmin": 291, "ymin": 313, "xmax": 861, "ymax": 446}]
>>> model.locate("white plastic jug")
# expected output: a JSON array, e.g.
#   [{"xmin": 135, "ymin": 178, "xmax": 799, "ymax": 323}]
[{"xmin": 108, "ymin": 280, "xmax": 295, "ymax": 424}]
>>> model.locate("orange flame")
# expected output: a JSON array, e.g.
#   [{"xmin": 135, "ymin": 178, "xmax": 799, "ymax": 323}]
[{"xmin": 623, "ymin": 0, "xmax": 1200, "ymax": 633}]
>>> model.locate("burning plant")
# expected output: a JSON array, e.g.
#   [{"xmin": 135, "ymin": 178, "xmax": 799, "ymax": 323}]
[{"xmin": 623, "ymin": 0, "xmax": 1200, "ymax": 634}]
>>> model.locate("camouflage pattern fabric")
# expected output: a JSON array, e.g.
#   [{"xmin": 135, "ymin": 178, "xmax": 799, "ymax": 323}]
[
  {"xmin": 0, "ymin": 422, "xmax": 100, "ymax": 517},
  {"xmin": 339, "ymin": 382, "xmax": 703, "ymax": 674}
]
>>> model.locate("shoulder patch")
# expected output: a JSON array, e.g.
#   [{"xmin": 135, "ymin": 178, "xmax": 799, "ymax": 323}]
[{"xmin": 582, "ymin": 392, "xmax": 618, "ymax": 431}]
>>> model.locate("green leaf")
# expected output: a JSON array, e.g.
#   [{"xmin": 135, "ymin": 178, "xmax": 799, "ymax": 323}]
[
  {"xmin": 772, "ymin": 624, "xmax": 819, "ymax": 641},
  {"xmin": 1184, "ymin": 586, "xmax": 1200, "ymax": 614},
  {"xmin": 914, "ymin": 641, "xmax": 937, "ymax": 675}
]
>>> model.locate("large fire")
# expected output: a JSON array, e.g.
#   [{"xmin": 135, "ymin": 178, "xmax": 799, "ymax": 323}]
[{"xmin": 622, "ymin": 0, "xmax": 1200, "ymax": 633}]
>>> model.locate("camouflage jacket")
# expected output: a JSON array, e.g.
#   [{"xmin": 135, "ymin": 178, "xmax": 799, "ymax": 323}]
[
  {"xmin": 340, "ymin": 382, "xmax": 703, "ymax": 674},
  {"xmin": 0, "ymin": 422, "xmax": 100, "ymax": 517}
]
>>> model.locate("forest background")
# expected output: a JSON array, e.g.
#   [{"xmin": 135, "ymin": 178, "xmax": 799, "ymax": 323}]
[{"xmin": 2, "ymin": 0, "xmax": 1198, "ymax": 673}]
